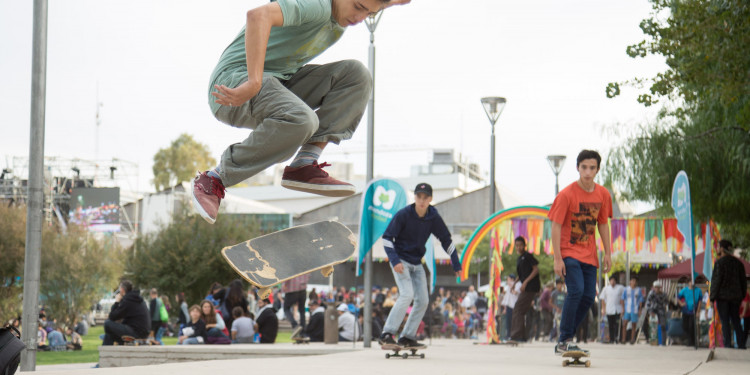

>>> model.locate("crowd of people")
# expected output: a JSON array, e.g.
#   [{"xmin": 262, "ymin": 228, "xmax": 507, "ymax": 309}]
[
  {"xmin": 15, "ymin": 238, "xmax": 747, "ymax": 350},
  {"xmin": 100, "ymin": 279, "xmax": 279, "ymax": 345},
  {"xmin": 5, "ymin": 311, "xmax": 86, "ymax": 352}
]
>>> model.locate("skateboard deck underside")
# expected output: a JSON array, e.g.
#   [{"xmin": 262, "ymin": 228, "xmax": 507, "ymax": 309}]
[{"xmin": 222, "ymin": 221, "xmax": 356, "ymax": 289}]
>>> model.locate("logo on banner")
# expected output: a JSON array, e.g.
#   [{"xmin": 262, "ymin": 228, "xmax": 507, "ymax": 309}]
[{"xmin": 373, "ymin": 186, "xmax": 397, "ymax": 210}]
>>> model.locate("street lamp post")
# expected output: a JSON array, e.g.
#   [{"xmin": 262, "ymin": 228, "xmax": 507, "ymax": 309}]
[
  {"xmin": 480, "ymin": 97, "xmax": 506, "ymax": 215},
  {"xmin": 362, "ymin": 10, "xmax": 383, "ymax": 348},
  {"xmin": 546, "ymin": 155, "xmax": 567, "ymax": 196}
]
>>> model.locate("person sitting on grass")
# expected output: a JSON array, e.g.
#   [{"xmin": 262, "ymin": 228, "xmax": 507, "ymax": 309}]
[
  {"xmin": 179, "ymin": 305, "xmax": 207, "ymax": 345},
  {"xmin": 231, "ymin": 307, "xmax": 255, "ymax": 343},
  {"xmin": 48, "ymin": 327, "xmax": 67, "ymax": 351},
  {"xmin": 254, "ymin": 298, "xmax": 278, "ymax": 344},
  {"xmin": 65, "ymin": 326, "xmax": 83, "ymax": 350},
  {"xmin": 200, "ymin": 299, "xmax": 229, "ymax": 339}
]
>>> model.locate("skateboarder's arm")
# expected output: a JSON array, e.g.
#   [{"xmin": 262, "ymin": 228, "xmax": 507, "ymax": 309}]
[
  {"xmin": 212, "ymin": 3, "xmax": 283, "ymax": 106},
  {"xmin": 382, "ymin": 212, "xmax": 405, "ymax": 269},
  {"xmin": 432, "ymin": 215, "xmax": 461, "ymax": 274},
  {"xmin": 597, "ymin": 222, "xmax": 612, "ymax": 273},
  {"xmin": 523, "ymin": 265, "xmax": 538, "ymax": 289},
  {"xmin": 551, "ymin": 222, "xmax": 564, "ymax": 277}
]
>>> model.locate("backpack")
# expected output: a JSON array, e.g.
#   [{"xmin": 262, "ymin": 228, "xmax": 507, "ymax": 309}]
[{"xmin": 0, "ymin": 325, "xmax": 23, "ymax": 375}]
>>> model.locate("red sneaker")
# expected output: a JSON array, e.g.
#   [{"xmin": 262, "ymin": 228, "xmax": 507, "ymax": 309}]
[
  {"xmin": 281, "ymin": 161, "xmax": 355, "ymax": 197},
  {"xmin": 191, "ymin": 171, "xmax": 225, "ymax": 224}
]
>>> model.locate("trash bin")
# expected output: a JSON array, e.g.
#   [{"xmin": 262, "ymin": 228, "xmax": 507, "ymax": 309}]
[{"xmin": 324, "ymin": 303, "xmax": 339, "ymax": 344}]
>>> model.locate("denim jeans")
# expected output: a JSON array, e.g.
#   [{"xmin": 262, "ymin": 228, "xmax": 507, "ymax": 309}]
[
  {"xmin": 503, "ymin": 308, "xmax": 513, "ymax": 340},
  {"xmin": 559, "ymin": 257, "xmax": 597, "ymax": 343},
  {"xmin": 207, "ymin": 327, "xmax": 227, "ymax": 338},
  {"xmin": 181, "ymin": 337, "xmax": 203, "ymax": 345},
  {"xmin": 382, "ymin": 262, "xmax": 429, "ymax": 340}
]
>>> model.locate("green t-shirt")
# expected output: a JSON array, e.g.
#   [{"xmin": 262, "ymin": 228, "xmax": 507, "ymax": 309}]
[{"xmin": 207, "ymin": 0, "xmax": 345, "ymax": 114}]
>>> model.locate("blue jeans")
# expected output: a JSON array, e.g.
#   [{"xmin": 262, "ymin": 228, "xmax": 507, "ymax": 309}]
[
  {"xmin": 504, "ymin": 308, "xmax": 513, "ymax": 340},
  {"xmin": 383, "ymin": 262, "xmax": 429, "ymax": 340},
  {"xmin": 181, "ymin": 337, "xmax": 203, "ymax": 345},
  {"xmin": 559, "ymin": 257, "xmax": 597, "ymax": 343}
]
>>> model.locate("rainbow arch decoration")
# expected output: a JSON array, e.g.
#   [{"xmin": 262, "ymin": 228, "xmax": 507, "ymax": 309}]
[{"xmin": 458, "ymin": 205, "xmax": 550, "ymax": 282}]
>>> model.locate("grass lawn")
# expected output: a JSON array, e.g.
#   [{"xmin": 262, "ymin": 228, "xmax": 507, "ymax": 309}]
[{"xmin": 36, "ymin": 324, "xmax": 292, "ymax": 365}]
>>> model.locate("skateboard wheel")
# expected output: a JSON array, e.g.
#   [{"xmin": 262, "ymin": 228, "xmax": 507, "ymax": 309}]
[
  {"xmin": 321, "ymin": 266, "xmax": 334, "ymax": 277},
  {"xmin": 258, "ymin": 287, "xmax": 271, "ymax": 299},
  {"xmin": 402, "ymin": 353, "xmax": 408, "ymax": 359},
  {"xmin": 563, "ymin": 361, "xmax": 568, "ymax": 367},
  {"xmin": 585, "ymin": 361, "xmax": 591, "ymax": 367},
  {"xmin": 420, "ymin": 353, "xmax": 425, "ymax": 359},
  {"xmin": 385, "ymin": 353, "xmax": 390, "ymax": 359}
]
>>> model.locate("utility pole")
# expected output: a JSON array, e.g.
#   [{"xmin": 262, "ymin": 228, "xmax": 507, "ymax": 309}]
[{"xmin": 21, "ymin": 0, "xmax": 48, "ymax": 371}]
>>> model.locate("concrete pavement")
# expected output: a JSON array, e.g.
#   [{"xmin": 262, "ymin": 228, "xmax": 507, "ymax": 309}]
[{"xmin": 25, "ymin": 339, "xmax": 749, "ymax": 374}]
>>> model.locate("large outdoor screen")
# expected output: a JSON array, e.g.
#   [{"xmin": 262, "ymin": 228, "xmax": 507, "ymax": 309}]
[{"xmin": 68, "ymin": 187, "xmax": 121, "ymax": 232}]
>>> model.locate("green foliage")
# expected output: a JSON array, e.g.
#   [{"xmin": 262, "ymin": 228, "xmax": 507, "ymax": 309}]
[
  {"xmin": 126, "ymin": 206, "xmax": 267, "ymax": 306},
  {"xmin": 0, "ymin": 204, "xmax": 25, "ymax": 322},
  {"xmin": 605, "ymin": 0, "xmax": 750, "ymax": 248},
  {"xmin": 0, "ymin": 204, "xmax": 123, "ymax": 326},
  {"xmin": 458, "ymin": 230, "xmax": 555, "ymax": 285},
  {"xmin": 40, "ymin": 226, "xmax": 123, "ymax": 328},
  {"xmin": 152, "ymin": 133, "xmax": 216, "ymax": 191},
  {"xmin": 606, "ymin": 253, "xmax": 643, "ymax": 277}
]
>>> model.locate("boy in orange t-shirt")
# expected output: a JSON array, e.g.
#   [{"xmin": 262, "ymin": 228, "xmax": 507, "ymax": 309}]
[{"xmin": 549, "ymin": 150, "xmax": 612, "ymax": 355}]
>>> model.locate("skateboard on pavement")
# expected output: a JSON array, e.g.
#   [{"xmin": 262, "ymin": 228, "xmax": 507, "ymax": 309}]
[
  {"xmin": 222, "ymin": 220, "xmax": 356, "ymax": 299},
  {"xmin": 562, "ymin": 351, "xmax": 590, "ymax": 367},
  {"xmin": 382, "ymin": 343, "xmax": 426, "ymax": 359}
]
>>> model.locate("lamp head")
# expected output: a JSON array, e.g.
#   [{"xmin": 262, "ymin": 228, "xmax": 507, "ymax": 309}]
[
  {"xmin": 480, "ymin": 97, "xmax": 506, "ymax": 125},
  {"xmin": 546, "ymin": 155, "xmax": 567, "ymax": 175}
]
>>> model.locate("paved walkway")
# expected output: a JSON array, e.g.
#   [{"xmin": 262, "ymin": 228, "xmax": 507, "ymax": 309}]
[{"xmin": 25, "ymin": 340, "xmax": 749, "ymax": 374}]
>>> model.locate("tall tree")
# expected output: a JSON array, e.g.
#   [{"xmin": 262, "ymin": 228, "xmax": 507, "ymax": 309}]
[
  {"xmin": 605, "ymin": 0, "xmax": 750, "ymax": 249},
  {"xmin": 40, "ymin": 226, "xmax": 123, "ymax": 327},
  {"xmin": 152, "ymin": 133, "xmax": 216, "ymax": 191},
  {"xmin": 0, "ymin": 203, "xmax": 123, "ymax": 326},
  {"xmin": 126, "ymin": 206, "xmax": 267, "ymax": 305}
]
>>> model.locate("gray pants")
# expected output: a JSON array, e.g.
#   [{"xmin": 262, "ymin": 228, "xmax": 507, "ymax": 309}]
[{"xmin": 212, "ymin": 60, "xmax": 372, "ymax": 187}]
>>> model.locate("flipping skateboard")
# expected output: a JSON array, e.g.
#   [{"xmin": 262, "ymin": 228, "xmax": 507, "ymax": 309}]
[
  {"xmin": 382, "ymin": 343, "xmax": 426, "ymax": 359},
  {"xmin": 562, "ymin": 351, "xmax": 590, "ymax": 367},
  {"xmin": 222, "ymin": 220, "xmax": 356, "ymax": 299}
]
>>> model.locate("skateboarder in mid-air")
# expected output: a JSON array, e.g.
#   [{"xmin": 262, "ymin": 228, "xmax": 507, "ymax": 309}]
[
  {"xmin": 192, "ymin": 0, "xmax": 411, "ymax": 224},
  {"xmin": 549, "ymin": 150, "xmax": 613, "ymax": 356},
  {"xmin": 378, "ymin": 183, "xmax": 462, "ymax": 348}
]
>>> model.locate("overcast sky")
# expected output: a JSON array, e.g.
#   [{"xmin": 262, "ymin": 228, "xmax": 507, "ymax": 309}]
[{"xmin": 1, "ymin": 0, "xmax": 666, "ymax": 208}]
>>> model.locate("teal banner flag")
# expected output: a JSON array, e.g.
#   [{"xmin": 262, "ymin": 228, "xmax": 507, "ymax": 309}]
[
  {"xmin": 425, "ymin": 235, "xmax": 437, "ymax": 294},
  {"xmin": 671, "ymin": 171, "xmax": 697, "ymax": 281},
  {"xmin": 357, "ymin": 178, "xmax": 407, "ymax": 276}
]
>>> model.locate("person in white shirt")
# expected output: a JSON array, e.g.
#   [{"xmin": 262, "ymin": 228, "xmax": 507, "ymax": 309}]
[
  {"xmin": 599, "ymin": 275, "xmax": 625, "ymax": 343},
  {"xmin": 465, "ymin": 285, "xmax": 479, "ymax": 307},
  {"xmin": 337, "ymin": 304, "xmax": 359, "ymax": 341},
  {"xmin": 500, "ymin": 275, "xmax": 519, "ymax": 340}
]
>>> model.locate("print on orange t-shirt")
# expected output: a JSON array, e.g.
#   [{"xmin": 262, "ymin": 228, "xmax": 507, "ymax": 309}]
[{"xmin": 548, "ymin": 182, "xmax": 612, "ymax": 267}]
